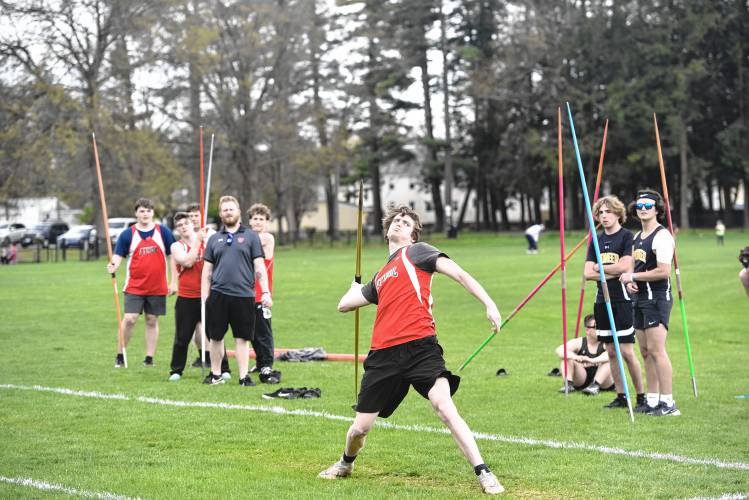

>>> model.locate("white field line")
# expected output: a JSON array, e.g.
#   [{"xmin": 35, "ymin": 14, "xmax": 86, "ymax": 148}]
[
  {"xmin": 0, "ymin": 475, "xmax": 141, "ymax": 500},
  {"xmin": 3, "ymin": 383, "xmax": 749, "ymax": 472},
  {"xmin": 687, "ymin": 494, "xmax": 749, "ymax": 500}
]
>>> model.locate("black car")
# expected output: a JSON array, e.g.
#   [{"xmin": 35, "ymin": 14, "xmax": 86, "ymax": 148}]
[{"xmin": 21, "ymin": 222, "xmax": 70, "ymax": 247}]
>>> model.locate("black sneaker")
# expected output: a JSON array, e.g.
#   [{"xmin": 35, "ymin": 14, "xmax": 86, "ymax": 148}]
[
  {"xmin": 546, "ymin": 367, "xmax": 561, "ymax": 377},
  {"xmin": 300, "ymin": 388, "xmax": 321, "ymax": 399},
  {"xmin": 143, "ymin": 356, "xmax": 154, "ymax": 367},
  {"xmin": 558, "ymin": 381, "xmax": 576, "ymax": 393},
  {"xmin": 604, "ymin": 396, "xmax": 628, "ymax": 409},
  {"xmin": 115, "ymin": 353, "xmax": 125, "ymax": 368},
  {"xmin": 239, "ymin": 375, "xmax": 256, "ymax": 387},
  {"xmin": 259, "ymin": 368, "xmax": 281, "ymax": 384},
  {"xmin": 648, "ymin": 401, "xmax": 681, "ymax": 416},
  {"xmin": 634, "ymin": 402, "xmax": 654, "ymax": 413},
  {"xmin": 191, "ymin": 357, "xmax": 203, "ymax": 368},
  {"xmin": 203, "ymin": 373, "xmax": 225, "ymax": 385},
  {"xmin": 262, "ymin": 388, "xmax": 301, "ymax": 400}
]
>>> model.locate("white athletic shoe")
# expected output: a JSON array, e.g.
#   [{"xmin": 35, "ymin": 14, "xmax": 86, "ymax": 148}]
[
  {"xmin": 168, "ymin": 373, "xmax": 181, "ymax": 382},
  {"xmin": 318, "ymin": 459, "xmax": 353, "ymax": 479},
  {"xmin": 478, "ymin": 470, "xmax": 504, "ymax": 495}
]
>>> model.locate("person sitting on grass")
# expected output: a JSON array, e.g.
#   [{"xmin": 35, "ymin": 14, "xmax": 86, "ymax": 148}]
[
  {"xmin": 555, "ymin": 314, "xmax": 614, "ymax": 395},
  {"xmin": 318, "ymin": 205, "xmax": 504, "ymax": 495}
]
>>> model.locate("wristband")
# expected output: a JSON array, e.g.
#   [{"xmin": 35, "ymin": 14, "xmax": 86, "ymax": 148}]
[{"xmin": 631, "ymin": 273, "xmax": 637, "ymax": 282}]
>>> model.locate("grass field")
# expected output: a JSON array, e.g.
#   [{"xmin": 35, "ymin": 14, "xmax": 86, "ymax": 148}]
[{"xmin": 1, "ymin": 230, "xmax": 748, "ymax": 499}]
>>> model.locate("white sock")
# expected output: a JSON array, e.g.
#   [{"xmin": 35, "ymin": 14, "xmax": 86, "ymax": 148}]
[
  {"xmin": 660, "ymin": 394, "xmax": 674, "ymax": 407},
  {"xmin": 646, "ymin": 393, "xmax": 659, "ymax": 407}
]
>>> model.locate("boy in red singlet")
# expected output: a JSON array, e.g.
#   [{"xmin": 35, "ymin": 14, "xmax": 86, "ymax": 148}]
[
  {"xmin": 108, "ymin": 198, "xmax": 176, "ymax": 367},
  {"xmin": 247, "ymin": 203, "xmax": 280, "ymax": 384},
  {"xmin": 318, "ymin": 206, "xmax": 504, "ymax": 495},
  {"xmin": 167, "ymin": 212, "xmax": 205, "ymax": 380}
]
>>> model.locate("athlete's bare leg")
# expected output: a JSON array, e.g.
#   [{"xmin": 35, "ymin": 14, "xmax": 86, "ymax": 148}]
[
  {"xmin": 636, "ymin": 329, "xmax": 659, "ymax": 395},
  {"xmin": 428, "ymin": 377, "xmax": 484, "ymax": 466},
  {"xmin": 118, "ymin": 313, "xmax": 139, "ymax": 353},
  {"xmin": 144, "ymin": 313, "xmax": 159, "ymax": 357}
]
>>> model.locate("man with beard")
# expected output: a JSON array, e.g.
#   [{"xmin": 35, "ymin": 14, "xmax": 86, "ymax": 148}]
[{"xmin": 201, "ymin": 196, "xmax": 271, "ymax": 386}]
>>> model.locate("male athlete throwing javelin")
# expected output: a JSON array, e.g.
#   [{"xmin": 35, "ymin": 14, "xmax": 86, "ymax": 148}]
[{"xmin": 318, "ymin": 206, "xmax": 504, "ymax": 495}]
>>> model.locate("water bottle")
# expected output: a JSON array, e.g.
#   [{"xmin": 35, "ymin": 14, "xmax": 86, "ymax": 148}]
[{"xmin": 262, "ymin": 306, "xmax": 272, "ymax": 319}]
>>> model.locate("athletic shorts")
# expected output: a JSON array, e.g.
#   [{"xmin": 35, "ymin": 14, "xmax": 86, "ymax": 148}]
[
  {"xmin": 124, "ymin": 293, "xmax": 166, "ymax": 316},
  {"xmin": 594, "ymin": 301, "xmax": 635, "ymax": 343},
  {"xmin": 355, "ymin": 336, "xmax": 460, "ymax": 419},
  {"xmin": 205, "ymin": 291, "xmax": 255, "ymax": 341},
  {"xmin": 575, "ymin": 366, "xmax": 598, "ymax": 390},
  {"xmin": 633, "ymin": 295, "xmax": 673, "ymax": 331}
]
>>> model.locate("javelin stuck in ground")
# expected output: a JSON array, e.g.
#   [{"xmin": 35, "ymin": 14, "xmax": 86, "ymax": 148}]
[{"xmin": 92, "ymin": 132, "xmax": 128, "ymax": 369}]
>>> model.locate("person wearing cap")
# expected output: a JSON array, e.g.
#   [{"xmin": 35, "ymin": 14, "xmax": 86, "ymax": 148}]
[{"xmin": 619, "ymin": 189, "xmax": 680, "ymax": 417}]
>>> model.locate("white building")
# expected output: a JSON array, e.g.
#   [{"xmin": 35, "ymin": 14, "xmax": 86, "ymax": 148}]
[{"xmin": 0, "ymin": 197, "xmax": 82, "ymax": 226}]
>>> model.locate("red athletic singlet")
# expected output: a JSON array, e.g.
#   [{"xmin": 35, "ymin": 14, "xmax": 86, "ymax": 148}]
[
  {"xmin": 370, "ymin": 245, "xmax": 436, "ymax": 350},
  {"xmin": 176, "ymin": 240, "xmax": 203, "ymax": 298},
  {"xmin": 124, "ymin": 225, "xmax": 168, "ymax": 296},
  {"xmin": 254, "ymin": 257, "xmax": 273, "ymax": 302}
]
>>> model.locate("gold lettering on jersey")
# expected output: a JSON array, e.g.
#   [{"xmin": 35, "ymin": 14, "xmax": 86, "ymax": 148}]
[
  {"xmin": 633, "ymin": 248, "xmax": 647, "ymax": 263},
  {"xmin": 600, "ymin": 252, "xmax": 620, "ymax": 264},
  {"xmin": 375, "ymin": 266, "xmax": 398, "ymax": 290}
]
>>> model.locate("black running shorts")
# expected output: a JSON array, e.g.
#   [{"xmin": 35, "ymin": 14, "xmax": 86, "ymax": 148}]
[
  {"xmin": 124, "ymin": 293, "xmax": 166, "ymax": 316},
  {"xmin": 594, "ymin": 301, "xmax": 635, "ymax": 343},
  {"xmin": 205, "ymin": 291, "xmax": 255, "ymax": 341},
  {"xmin": 633, "ymin": 295, "xmax": 673, "ymax": 331},
  {"xmin": 575, "ymin": 366, "xmax": 598, "ymax": 390},
  {"xmin": 355, "ymin": 336, "xmax": 460, "ymax": 419}
]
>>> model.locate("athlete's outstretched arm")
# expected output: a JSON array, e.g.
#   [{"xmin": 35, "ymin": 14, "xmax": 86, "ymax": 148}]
[
  {"xmin": 338, "ymin": 282, "xmax": 371, "ymax": 312},
  {"xmin": 435, "ymin": 256, "xmax": 501, "ymax": 332}
]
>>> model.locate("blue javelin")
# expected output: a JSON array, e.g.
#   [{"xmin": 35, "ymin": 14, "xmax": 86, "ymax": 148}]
[{"xmin": 566, "ymin": 103, "xmax": 635, "ymax": 422}]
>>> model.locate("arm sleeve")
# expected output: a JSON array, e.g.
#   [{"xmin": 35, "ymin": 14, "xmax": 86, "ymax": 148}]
[
  {"xmin": 161, "ymin": 226, "xmax": 176, "ymax": 255},
  {"xmin": 361, "ymin": 273, "xmax": 379, "ymax": 304},
  {"xmin": 653, "ymin": 230, "xmax": 674, "ymax": 264},
  {"xmin": 114, "ymin": 230, "xmax": 131, "ymax": 258},
  {"xmin": 203, "ymin": 235, "xmax": 217, "ymax": 264},
  {"xmin": 585, "ymin": 236, "xmax": 596, "ymax": 262},
  {"xmin": 408, "ymin": 242, "xmax": 447, "ymax": 272},
  {"xmin": 622, "ymin": 230, "xmax": 634, "ymax": 256},
  {"xmin": 250, "ymin": 232, "xmax": 265, "ymax": 260}
]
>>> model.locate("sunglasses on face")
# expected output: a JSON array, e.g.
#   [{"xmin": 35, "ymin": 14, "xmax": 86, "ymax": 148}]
[
  {"xmin": 585, "ymin": 324, "xmax": 596, "ymax": 329},
  {"xmin": 226, "ymin": 232, "xmax": 234, "ymax": 246},
  {"xmin": 636, "ymin": 202, "xmax": 655, "ymax": 210}
]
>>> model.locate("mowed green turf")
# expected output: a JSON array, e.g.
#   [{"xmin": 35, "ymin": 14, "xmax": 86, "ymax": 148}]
[{"xmin": 1, "ymin": 230, "xmax": 748, "ymax": 499}]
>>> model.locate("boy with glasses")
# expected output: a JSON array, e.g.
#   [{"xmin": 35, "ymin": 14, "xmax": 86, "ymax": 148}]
[
  {"xmin": 583, "ymin": 195, "xmax": 646, "ymax": 410},
  {"xmin": 167, "ymin": 212, "xmax": 205, "ymax": 380},
  {"xmin": 554, "ymin": 314, "xmax": 613, "ymax": 395},
  {"xmin": 620, "ymin": 190, "xmax": 679, "ymax": 416}
]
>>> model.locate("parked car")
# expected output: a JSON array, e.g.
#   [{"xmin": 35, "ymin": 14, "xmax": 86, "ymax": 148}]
[
  {"xmin": 0, "ymin": 222, "xmax": 26, "ymax": 245},
  {"xmin": 21, "ymin": 221, "xmax": 70, "ymax": 247},
  {"xmin": 108, "ymin": 217, "xmax": 137, "ymax": 245},
  {"xmin": 58, "ymin": 225, "xmax": 97, "ymax": 249}
]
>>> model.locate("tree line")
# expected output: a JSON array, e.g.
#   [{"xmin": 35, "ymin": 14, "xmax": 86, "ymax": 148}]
[{"xmin": 1, "ymin": 0, "xmax": 747, "ymax": 241}]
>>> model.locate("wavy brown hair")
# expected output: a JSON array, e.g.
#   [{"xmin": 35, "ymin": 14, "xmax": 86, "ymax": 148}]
[
  {"xmin": 592, "ymin": 195, "xmax": 627, "ymax": 224},
  {"xmin": 382, "ymin": 205, "xmax": 422, "ymax": 243}
]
